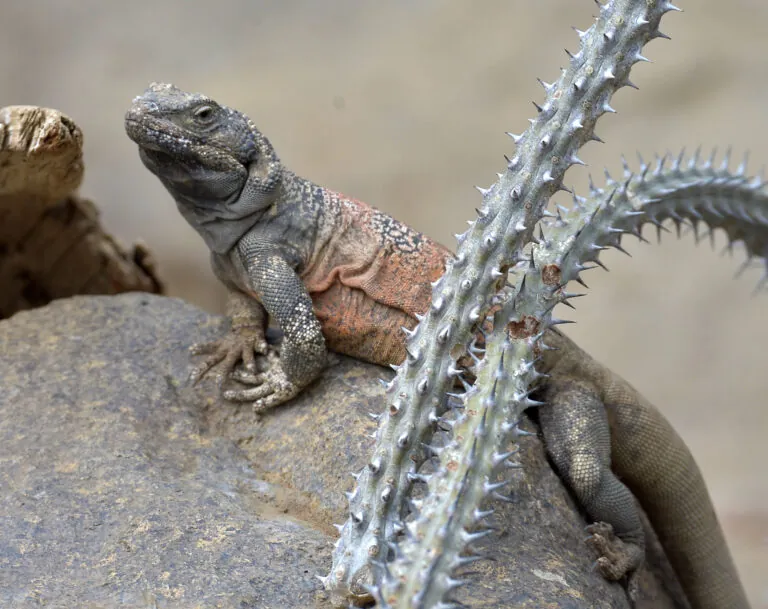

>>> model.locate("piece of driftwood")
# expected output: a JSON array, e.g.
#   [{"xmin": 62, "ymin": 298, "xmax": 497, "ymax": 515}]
[{"xmin": 0, "ymin": 105, "xmax": 163, "ymax": 318}]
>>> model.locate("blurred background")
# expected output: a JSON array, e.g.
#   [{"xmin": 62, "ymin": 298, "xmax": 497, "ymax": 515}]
[{"xmin": 2, "ymin": 0, "xmax": 766, "ymax": 604}]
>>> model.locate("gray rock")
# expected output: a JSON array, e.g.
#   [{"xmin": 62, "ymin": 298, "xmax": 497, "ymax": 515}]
[{"xmin": 0, "ymin": 294, "xmax": 684, "ymax": 608}]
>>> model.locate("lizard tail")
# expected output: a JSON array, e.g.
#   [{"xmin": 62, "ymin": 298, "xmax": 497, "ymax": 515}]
[{"xmin": 608, "ymin": 387, "xmax": 752, "ymax": 609}]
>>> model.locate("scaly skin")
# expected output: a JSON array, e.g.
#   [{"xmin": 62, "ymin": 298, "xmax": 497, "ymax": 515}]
[
  {"xmin": 124, "ymin": 84, "xmax": 750, "ymax": 609},
  {"xmin": 538, "ymin": 330, "xmax": 748, "ymax": 609}
]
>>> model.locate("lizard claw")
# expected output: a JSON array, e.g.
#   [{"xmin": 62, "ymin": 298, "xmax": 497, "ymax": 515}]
[
  {"xmin": 230, "ymin": 367, "xmax": 264, "ymax": 385},
  {"xmin": 223, "ymin": 350, "xmax": 303, "ymax": 412},
  {"xmin": 585, "ymin": 521, "xmax": 643, "ymax": 600},
  {"xmin": 188, "ymin": 326, "xmax": 268, "ymax": 386}
]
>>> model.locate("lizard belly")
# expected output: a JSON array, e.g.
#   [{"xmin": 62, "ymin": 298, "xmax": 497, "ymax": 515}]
[
  {"xmin": 311, "ymin": 281, "xmax": 413, "ymax": 366},
  {"xmin": 301, "ymin": 189, "xmax": 452, "ymax": 366}
]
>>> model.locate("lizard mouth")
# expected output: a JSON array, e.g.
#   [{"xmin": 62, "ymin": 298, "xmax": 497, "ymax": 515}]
[
  {"xmin": 125, "ymin": 117, "xmax": 185, "ymax": 153},
  {"xmin": 124, "ymin": 98, "xmax": 253, "ymax": 198},
  {"xmin": 125, "ymin": 113, "xmax": 243, "ymax": 176},
  {"xmin": 138, "ymin": 146, "xmax": 174, "ymax": 168}
]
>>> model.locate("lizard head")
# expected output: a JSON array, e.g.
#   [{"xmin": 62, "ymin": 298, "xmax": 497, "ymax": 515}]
[{"xmin": 125, "ymin": 83, "xmax": 283, "ymax": 253}]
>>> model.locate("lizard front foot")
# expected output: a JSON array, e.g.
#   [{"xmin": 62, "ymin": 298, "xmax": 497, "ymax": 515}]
[
  {"xmin": 585, "ymin": 522, "xmax": 643, "ymax": 601},
  {"xmin": 225, "ymin": 350, "xmax": 304, "ymax": 412},
  {"xmin": 188, "ymin": 326, "xmax": 268, "ymax": 387}
]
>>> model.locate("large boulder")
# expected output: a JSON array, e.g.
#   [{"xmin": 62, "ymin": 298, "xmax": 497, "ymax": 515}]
[{"xmin": 0, "ymin": 294, "xmax": 684, "ymax": 608}]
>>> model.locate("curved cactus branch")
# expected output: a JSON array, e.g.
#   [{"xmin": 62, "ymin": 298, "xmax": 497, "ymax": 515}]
[
  {"xmin": 373, "ymin": 154, "xmax": 768, "ymax": 608},
  {"xmin": 605, "ymin": 151, "xmax": 768, "ymax": 285},
  {"xmin": 376, "ymin": 179, "xmax": 642, "ymax": 608},
  {"xmin": 325, "ymin": 0, "xmax": 681, "ymax": 602}
]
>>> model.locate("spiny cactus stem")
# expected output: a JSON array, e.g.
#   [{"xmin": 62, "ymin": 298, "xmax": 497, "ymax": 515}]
[
  {"xmin": 326, "ymin": 0, "xmax": 680, "ymax": 601},
  {"xmin": 376, "ymin": 334, "xmax": 536, "ymax": 609},
  {"xmin": 370, "ymin": 151, "xmax": 768, "ymax": 607},
  {"xmin": 373, "ymin": 173, "xmax": 652, "ymax": 608},
  {"xmin": 600, "ymin": 152, "xmax": 768, "ymax": 280}
]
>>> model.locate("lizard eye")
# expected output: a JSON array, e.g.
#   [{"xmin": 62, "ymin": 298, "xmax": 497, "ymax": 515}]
[{"xmin": 193, "ymin": 105, "xmax": 214, "ymax": 121}]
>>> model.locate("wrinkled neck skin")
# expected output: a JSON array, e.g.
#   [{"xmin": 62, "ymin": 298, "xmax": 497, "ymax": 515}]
[
  {"xmin": 142, "ymin": 149, "xmax": 282, "ymax": 254},
  {"xmin": 176, "ymin": 162, "xmax": 279, "ymax": 255}
]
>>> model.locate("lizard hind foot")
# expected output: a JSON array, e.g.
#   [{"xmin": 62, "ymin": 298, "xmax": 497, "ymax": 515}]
[{"xmin": 585, "ymin": 521, "xmax": 643, "ymax": 600}]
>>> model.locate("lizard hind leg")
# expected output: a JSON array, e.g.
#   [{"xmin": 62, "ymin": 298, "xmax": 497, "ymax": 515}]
[{"xmin": 538, "ymin": 377, "xmax": 645, "ymax": 592}]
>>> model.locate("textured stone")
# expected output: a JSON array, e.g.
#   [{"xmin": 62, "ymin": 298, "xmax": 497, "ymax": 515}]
[{"xmin": 0, "ymin": 294, "xmax": 683, "ymax": 608}]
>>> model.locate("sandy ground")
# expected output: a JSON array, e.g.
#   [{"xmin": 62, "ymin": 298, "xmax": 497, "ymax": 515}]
[{"xmin": 2, "ymin": 1, "xmax": 766, "ymax": 605}]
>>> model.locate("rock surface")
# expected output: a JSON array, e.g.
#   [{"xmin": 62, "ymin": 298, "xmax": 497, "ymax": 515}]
[{"xmin": 0, "ymin": 294, "xmax": 685, "ymax": 608}]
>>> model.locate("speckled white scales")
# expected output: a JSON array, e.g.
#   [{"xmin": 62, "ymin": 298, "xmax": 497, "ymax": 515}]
[{"xmin": 326, "ymin": 0, "xmax": 683, "ymax": 603}]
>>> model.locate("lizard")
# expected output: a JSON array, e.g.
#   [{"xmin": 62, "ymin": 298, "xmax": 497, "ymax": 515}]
[{"xmin": 124, "ymin": 82, "xmax": 751, "ymax": 609}]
